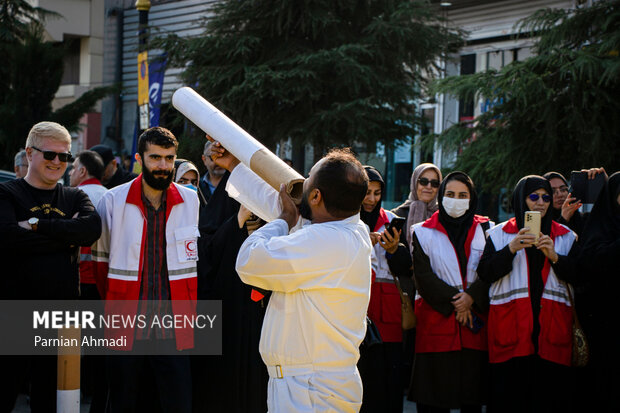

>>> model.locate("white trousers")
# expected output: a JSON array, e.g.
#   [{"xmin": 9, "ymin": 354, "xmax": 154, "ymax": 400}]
[{"xmin": 267, "ymin": 369, "xmax": 363, "ymax": 413}]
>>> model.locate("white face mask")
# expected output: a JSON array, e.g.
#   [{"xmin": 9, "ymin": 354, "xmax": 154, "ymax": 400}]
[{"xmin": 442, "ymin": 197, "xmax": 470, "ymax": 218}]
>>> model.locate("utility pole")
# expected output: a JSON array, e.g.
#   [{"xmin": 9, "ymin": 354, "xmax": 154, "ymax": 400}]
[{"xmin": 136, "ymin": 0, "xmax": 151, "ymax": 132}]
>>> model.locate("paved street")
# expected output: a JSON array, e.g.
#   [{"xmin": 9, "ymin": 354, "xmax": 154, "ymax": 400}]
[{"xmin": 13, "ymin": 392, "xmax": 483, "ymax": 412}]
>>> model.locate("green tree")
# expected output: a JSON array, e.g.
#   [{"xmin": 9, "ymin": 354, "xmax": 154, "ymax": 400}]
[
  {"xmin": 0, "ymin": 1, "xmax": 115, "ymax": 170},
  {"xmin": 156, "ymin": 0, "xmax": 463, "ymax": 161},
  {"xmin": 428, "ymin": 1, "xmax": 620, "ymax": 193}
]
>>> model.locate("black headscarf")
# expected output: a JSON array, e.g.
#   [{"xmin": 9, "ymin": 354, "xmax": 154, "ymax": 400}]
[
  {"xmin": 512, "ymin": 175, "xmax": 553, "ymax": 235},
  {"xmin": 543, "ymin": 171, "xmax": 568, "ymax": 220},
  {"xmin": 437, "ymin": 171, "xmax": 478, "ymax": 277},
  {"xmin": 581, "ymin": 172, "xmax": 620, "ymax": 256},
  {"xmin": 361, "ymin": 166, "xmax": 384, "ymax": 231},
  {"xmin": 512, "ymin": 175, "xmax": 554, "ymax": 349}
]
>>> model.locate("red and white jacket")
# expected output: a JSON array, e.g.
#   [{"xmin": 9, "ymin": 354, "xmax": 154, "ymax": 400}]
[
  {"xmin": 92, "ymin": 175, "xmax": 200, "ymax": 350},
  {"xmin": 78, "ymin": 178, "xmax": 108, "ymax": 285},
  {"xmin": 412, "ymin": 213, "xmax": 491, "ymax": 353},
  {"xmin": 367, "ymin": 209, "xmax": 403, "ymax": 342},
  {"xmin": 486, "ymin": 218, "xmax": 576, "ymax": 366}
]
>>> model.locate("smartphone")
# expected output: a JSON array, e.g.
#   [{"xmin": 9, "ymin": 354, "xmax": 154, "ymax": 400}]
[
  {"xmin": 387, "ymin": 217, "xmax": 406, "ymax": 233},
  {"xmin": 524, "ymin": 211, "xmax": 541, "ymax": 241},
  {"xmin": 569, "ymin": 171, "xmax": 606, "ymax": 204},
  {"xmin": 468, "ymin": 312, "xmax": 484, "ymax": 334}
]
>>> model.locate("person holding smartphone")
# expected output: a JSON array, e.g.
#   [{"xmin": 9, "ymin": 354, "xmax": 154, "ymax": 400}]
[
  {"xmin": 478, "ymin": 175, "xmax": 579, "ymax": 413},
  {"xmin": 409, "ymin": 172, "xmax": 492, "ymax": 413},
  {"xmin": 544, "ymin": 168, "xmax": 606, "ymax": 236},
  {"xmin": 358, "ymin": 166, "xmax": 412, "ymax": 413}
]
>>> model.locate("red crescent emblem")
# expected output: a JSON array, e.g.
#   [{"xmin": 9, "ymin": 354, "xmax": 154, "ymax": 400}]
[{"xmin": 185, "ymin": 240, "xmax": 196, "ymax": 252}]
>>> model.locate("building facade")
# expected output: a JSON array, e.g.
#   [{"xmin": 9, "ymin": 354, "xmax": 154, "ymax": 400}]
[{"xmin": 34, "ymin": 0, "xmax": 106, "ymax": 153}]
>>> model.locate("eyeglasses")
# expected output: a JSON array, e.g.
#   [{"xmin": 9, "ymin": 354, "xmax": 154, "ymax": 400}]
[
  {"xmin": 552, "ymin": 186, "xmax": 568, "ymax": 195},
  {"xmin": 418, "ymin": 177, "xmax": 440, "ymax": 188},
  {"xmin": 528, "ymin": 193, "xmax": 552, "ymax": 203},
  {"xmin": 31, "ymin": 146, "xmax": 72, "ymax": 162}
]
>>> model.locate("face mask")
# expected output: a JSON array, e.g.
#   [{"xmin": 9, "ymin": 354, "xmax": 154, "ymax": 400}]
[
  {"xmin": 183, "ymin": 184, "xmax": 197, "ymax": 192},
  {"xmin": 442, "ymin": 197, "xmax": 470, "ymax": 218}
]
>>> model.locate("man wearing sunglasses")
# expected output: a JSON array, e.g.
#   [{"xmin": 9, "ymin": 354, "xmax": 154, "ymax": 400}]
[{"xmin": 0, "ymin": 121, "xmax": 102, "ymax": 411}]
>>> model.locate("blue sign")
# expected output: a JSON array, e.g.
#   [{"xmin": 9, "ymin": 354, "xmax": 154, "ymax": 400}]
[{"xmin": 149, "ymin": 54, "xmax": 167, "ymax": 127}]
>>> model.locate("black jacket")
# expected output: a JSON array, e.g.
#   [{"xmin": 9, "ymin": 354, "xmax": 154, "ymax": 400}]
[
  {"xmin": 0, "ymin": 179, "xmax": 102, "ymax": 299},
  {"xmin": 105, "ymin": 167, "xmax": 137, "ymax": 189}
]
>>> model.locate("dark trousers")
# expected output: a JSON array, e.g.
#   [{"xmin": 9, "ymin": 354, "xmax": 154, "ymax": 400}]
[
  {"xmin": 80, "ymin": 283, "xmax": 109, "ymax": 413},
  {"xmin": 106, "ymin": 339, "xmax": 191, "ymax": 413},
  {"xmin": 489, "ymin": 355, "xmax": 573, "ymax": 413},
  {"xmin": 0, "ymin": 355, "xmax": 56, "ymax": 413},
  {"xmin": 358, "ymin": 341, "xmax": 404, "ymax": 413}
]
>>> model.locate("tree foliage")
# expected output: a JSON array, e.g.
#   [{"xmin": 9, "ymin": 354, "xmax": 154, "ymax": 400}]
[
  {"xmin": 0, "ymin": 0, "xmax": 115, "ymax": 170},
  {"xmin": 156, "ymin": 0, "xmax": 463, "ymax": 158},
  {"xmin": 428, "ymin": 1, "xmax": 620, "ymax": 193}
]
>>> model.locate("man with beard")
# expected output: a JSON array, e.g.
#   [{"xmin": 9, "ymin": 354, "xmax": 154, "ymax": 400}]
[
  {"xmin": 92, "ymin": 127, "xmax": 199, "ymax": 413},
  {"xmin": 210, "ymin": 143, "xmax": 372, "ymax": 412}
]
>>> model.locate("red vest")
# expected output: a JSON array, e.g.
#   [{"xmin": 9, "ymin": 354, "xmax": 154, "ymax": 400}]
[
  {"xmin": 486, "ymin": 218, "xmax": 575, "ymax": 366},
  {"xmin": 367, "ymin": 209, "xmax": 403, "ymax": 342},
  {"xmin": 413, "ymin": 212, "xmax": 490, "ymax": 353},
  {"xmin": 93, "ymin": 176, "xmax": 199, "ymax": 350}
]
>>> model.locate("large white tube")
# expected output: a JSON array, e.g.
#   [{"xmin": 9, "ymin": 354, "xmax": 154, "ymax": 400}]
[{"xmin": 172, "ymin": 87, "xmax": 305, "ymax": 202}]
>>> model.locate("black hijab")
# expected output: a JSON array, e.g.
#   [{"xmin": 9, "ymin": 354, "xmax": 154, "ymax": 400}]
[
  {"xmin": 512, "ymin": 175, "xmax": 553, "ymax": 235},
  {"xmin": 543, "ymin": 171, "xmax": 568, "ymax": 220},
  {"xmin": 361, "ymin": 166, "xmax": 384, "ymax": 231},
  {"xmin": 437, "ymin": 172, "xmax": 478, "ymax": 277},
  {"xmin": 581, "ymin": 172, "xmax": 620, "ymax": 255}
]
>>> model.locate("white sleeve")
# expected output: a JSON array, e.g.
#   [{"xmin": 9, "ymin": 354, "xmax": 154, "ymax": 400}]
[
  {"xmin": 92, "ymin": 194, "xmax": 111, "ymax": 265},
  {"xmin": 370, "ymin": 245, "xmax": 378, "ymax": 275},
  {"xmin": 225, "ymin": 163, "xmax": 281, "ymax": 222},
  {"xmin": 236, "ymin": 220, "xmax": 350, "ymax": 292}
]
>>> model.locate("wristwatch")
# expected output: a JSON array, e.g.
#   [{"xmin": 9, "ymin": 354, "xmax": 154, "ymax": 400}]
[{"xmin": 28, "ymin": 217, "xmax": 39, "ymax": 231}]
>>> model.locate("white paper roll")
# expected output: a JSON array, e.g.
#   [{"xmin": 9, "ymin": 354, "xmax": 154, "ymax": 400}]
[
  {"xmin": 172, "ymin": 87, "xmax": 263, "ymax": 165},
  {"xmin": 172, "ymin": 87, "xmax": 305, "ymax": 202}
]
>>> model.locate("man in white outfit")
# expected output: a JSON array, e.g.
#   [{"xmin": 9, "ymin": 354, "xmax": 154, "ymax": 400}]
[{"xmin": 211, "ymin": 143, "xmax": 372, "ymax": 412}]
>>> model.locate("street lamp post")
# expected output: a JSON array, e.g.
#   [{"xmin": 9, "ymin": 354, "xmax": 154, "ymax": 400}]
[{"xmin": 136, "ymin": 0, "xmax": 151, "ymax": 132}]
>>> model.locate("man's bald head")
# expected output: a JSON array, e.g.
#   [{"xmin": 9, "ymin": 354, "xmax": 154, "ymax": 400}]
[{"xmin": 310, "ymin": 148, "xmax": 368, "ymax": 219}]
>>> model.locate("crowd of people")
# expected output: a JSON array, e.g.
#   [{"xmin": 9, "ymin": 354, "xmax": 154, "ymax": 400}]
[{"xmin": 0, "ymin": 120, "xmax": 618, "ymax": 413}]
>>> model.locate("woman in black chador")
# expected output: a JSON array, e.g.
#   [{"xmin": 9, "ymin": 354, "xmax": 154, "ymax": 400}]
[
  {"xmin": 578, "ymin": 172, "xmax": 620, "ymax": 412},
  {"xmin": 195, "ymin": 206, "xmax": 269, "ymax": 413}
]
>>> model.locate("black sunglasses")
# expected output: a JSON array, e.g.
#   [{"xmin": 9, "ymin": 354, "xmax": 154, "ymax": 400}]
[
  {"xmin": 528, "ymin": 193, "xmax": 552, "ymax": 203},
  {"xmin": 32, "ymin": 146, "xmax": 72, "ymax": 162},
  {"xmin": 418, "ymin": 177, "xmax": 440, "ymax": 188}
]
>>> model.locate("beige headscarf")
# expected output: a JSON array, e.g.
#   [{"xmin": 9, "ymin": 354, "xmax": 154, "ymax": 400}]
[
  {"xmin": 405, "ymin": 163, "xmax": 442, "ymax": 247},
  {"xmin": 175, "ymin": 161, "xmax": 200, "ymax": 184}
]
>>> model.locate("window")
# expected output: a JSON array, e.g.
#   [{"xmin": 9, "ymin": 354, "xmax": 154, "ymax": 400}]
[
  {"xmin": 61, "ymin": 37, "xmax": 81, "ymax": 85},
  {"xmin": 459, "ymin": 54, "xmax": 475, "ymax": 122}
]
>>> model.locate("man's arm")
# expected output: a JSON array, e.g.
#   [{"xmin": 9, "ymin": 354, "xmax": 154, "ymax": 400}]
[
  {"xmin": 226, "ymin": 164, "xmax": 282, "ymax": 222},
  {"xmin": 208, "ymin": 139, "xmax": 283, "ymax": 222},
  {"xmin": 35, "ymin": 190, "xmax": 102, "ymax": 246},
  {"xmin": 236, "ymin": 221, "xmax": 353, "ymax": 292},
  {"xmin": 0, "ymin": 190, "xmax": 73, "ymax": 252},
  {"xmin": 236, "ymin": 185, "xmax": 353, "ymax": 292}
]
